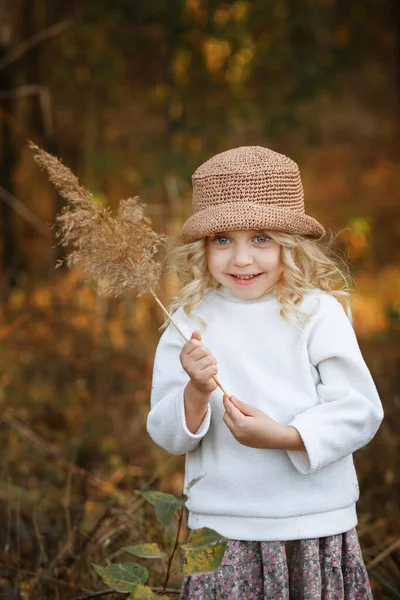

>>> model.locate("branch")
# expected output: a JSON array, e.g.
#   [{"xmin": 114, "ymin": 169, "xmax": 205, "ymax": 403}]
[
  {"xmin": 1, "ymin": 413, "xmax": 131, "ymax": 502},
  {"xmin": 0, "ymin": 20, "xmax": 73, "ymax": 71},
  {"xmin": 0, "ymin": 184, "xmax": 51, "ymax": 236},
  {"xmin": 162, "ymin": 506, "xmax": 184, "ymax": 592},
  {"xmin": 0, "ymin": 85, "xmax": 53, "ymax": 137},
  {"xmin": 366, "ymin": 537, "xmax": 400, "ymax": 570}
]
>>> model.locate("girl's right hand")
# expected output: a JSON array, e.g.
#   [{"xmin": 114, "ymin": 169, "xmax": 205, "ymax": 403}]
[{"xmin": 180, "ymin": 331, "xmax": 218, "ymax": 395}]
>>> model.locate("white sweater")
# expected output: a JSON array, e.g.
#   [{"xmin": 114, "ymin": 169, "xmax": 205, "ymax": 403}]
[{"xmin": 147, "ymin": 287, "xmax": 383, "ymax": 541}]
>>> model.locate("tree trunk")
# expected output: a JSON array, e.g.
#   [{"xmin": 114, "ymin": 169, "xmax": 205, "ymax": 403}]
[
  {"xmin": 391, "ymin": 0, "xmax": 400, "ymax": 147},
  {"xmin": 0, "ymin": 3, "xmax": 21, "ymax": 299}
]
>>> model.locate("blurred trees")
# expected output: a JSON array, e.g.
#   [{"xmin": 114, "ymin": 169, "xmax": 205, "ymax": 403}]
[
  {"xmin": 0, "ymin": 1, "xmax": 399, "ymax": 598},
  {"xmin": 1, "ymin": 0, "xmax": 399, "ymax": 283}
]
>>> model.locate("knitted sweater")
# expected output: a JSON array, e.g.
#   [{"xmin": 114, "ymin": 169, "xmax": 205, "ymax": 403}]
[{"xmin": 147, "ymin": 287, "xmax": 383, "ymax": 541}]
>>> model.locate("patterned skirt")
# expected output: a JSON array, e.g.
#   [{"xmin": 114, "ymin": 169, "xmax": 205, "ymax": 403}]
[{"xmin": 180, "ymin": 528, "xmax": 372, "ymax": 599}]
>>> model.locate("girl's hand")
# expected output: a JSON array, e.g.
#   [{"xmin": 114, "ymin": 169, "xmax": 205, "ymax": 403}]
[
  {"xmin": 180, "ymin": 331, "xmax": 218, "ymax": 395},
  {"xmin": 223, "ymin": 395, "xmax": 305, "ymax": 451}
]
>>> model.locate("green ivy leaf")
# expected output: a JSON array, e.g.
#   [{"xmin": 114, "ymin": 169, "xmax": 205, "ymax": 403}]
[
  {"xmin": 128, "ymin": 583, "xmax": 169, "ymax": 599},
  {"xmin": 92, "ymin": 562, "xmax": 148, "ymax": 592},
  {"xmin": 179, "ymin": 527, "xmax": 227, "ymax": 575},
  {"xmin": 122, "ymin": 543, "xmax": 167, "ymax": 559},
  {"xmin": 141, "ymin": 490, "xmax": 187, "ymax": 527},
  {"xmin": 180, "ymin": 541, "xmax": 227, "ymax": 575},
  {"xmin": 183, "ymin": 527, "xmax": 226, "ymax": 548}
]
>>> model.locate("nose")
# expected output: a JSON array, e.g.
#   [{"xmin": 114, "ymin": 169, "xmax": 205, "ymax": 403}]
[{"xmin": 233, "ymin": 243, "xmax": 253, "ymax": 267}]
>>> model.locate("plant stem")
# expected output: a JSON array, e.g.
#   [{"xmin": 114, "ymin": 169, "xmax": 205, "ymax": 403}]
[
  {"xmin": 150, "ymin": 290, "xmax": 231, "ymax": 397},
  {"xmin": 150, "ymin": 290, "xmax": 187, "ymax": 340},
  {"xmin": 162, "ymin": 506, "xmax": 184, "ymax": 592}
]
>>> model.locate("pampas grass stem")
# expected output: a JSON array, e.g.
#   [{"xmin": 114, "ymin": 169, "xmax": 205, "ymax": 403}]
[
  {"xmin": 30, "ymin": 141, "xmax": 230, "ymax": 398},
  {"xmin": 150, "ymin": 291, "xmax": 230, "ymax": 396}
]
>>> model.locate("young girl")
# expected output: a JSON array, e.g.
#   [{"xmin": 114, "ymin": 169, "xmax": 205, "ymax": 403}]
[{"xmin": 147, "ymin": 146, "xmax": 383, "ymax": 599}]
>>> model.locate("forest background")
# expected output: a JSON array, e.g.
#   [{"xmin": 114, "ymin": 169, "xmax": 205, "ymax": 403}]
[{"xmin": 0, "ymin": 0, "xmax": 399, "ymax": 598}]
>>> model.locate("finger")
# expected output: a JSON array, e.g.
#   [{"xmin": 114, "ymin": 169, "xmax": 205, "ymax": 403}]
[
  {"xmin": 223, "ymin": 395, "xmax": 235, "ymax": 411},
  {"xmin": 190, "ymin": 331, "xmax": 202, "ymax": 342},
  {"xmin": 223, "ymin": 395, "xmax": 231, "ymax": 410},
  {"xmin": 230, "ymin": 395, "xmax": 258, "ymax": 417},
  {"xmin": 197, "ymin": 355, "xmax": 218, "ymax": 371},
  {"xmin": 223, "ymin": 396, "xmax": 244, "ymax": 424},
  {"xmin": 189, "ymin": 345, "xmax": 213, "ymax": 361},
  {"xmin": 180, "ymin": 339, "xmax": 198, "ymax": 357},
  {"xmin": 200, "ymin": 364, "xmax": 218, "ymax": 379},
  {"xmin": 182, "ymin": 340, "xmax": 204, "ymax": 357}
]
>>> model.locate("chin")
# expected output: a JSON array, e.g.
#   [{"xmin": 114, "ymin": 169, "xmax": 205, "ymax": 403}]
[{"xmin": 234, "ymin": 286, "xmax": 267, "ymax": 298}]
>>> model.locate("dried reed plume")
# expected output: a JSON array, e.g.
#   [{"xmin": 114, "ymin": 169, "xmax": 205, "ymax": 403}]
[
  {"xmin": 29, "ymin": 141, "xmax": 230, "ymax": 397},
  {"xmin": 29, "ymin": 141, "xmax": 164, "ymax": 298}
]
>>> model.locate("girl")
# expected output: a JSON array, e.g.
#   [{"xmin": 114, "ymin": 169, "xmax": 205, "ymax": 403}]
[{"xmin": 147, "ymin": 146, "xmax": 383, "ymax": 599}]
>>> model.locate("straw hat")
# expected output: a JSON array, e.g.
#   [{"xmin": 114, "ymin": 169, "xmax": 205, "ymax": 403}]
[{"xmin": 181, "ymin": 146, "xmax": 325, "ymax": 243}]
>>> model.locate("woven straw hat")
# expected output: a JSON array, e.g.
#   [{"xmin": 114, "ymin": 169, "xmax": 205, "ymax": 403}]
[{"xmin": 181, "ymin": 146, "xmax": 325, "ymax": 243}]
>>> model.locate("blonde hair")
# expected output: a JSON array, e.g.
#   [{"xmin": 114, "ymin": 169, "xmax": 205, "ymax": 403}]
[{"xmin": 163, "ymin": 231, "xmax": 352, "ymax": 329}]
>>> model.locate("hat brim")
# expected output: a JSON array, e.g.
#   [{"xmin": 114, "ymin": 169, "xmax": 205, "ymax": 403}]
[{"xmin": 180, "ymin": 202, "xmax": 325, "ymax": 244}]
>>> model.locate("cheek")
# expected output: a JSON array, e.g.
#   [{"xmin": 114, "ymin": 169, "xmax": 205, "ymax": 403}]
[
  {"xmin": 274, "ymin": 254, "xmax": 283, "ymax": 271},
  {"xmin": 206, "ymin": 248, "xmax": 222, "ymax": 276},
  {"xmin": 262, "ymin": 249, "xmax": 282, "ymax": 271}
]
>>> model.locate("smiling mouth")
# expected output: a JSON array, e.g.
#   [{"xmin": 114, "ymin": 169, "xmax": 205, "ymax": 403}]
[{"xmin": 230, "ymin": 273, "xmax": 262, "ymax": 280}]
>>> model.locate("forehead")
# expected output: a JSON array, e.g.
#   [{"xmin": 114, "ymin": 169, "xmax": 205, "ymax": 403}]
[{"xmin": 211, "ymin": 230, "xmax": 267, "ymax": 238}]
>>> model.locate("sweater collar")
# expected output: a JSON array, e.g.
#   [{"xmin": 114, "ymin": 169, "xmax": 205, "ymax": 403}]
[{"xmin": 214, "ymin": 285, "xmax": 279, "ymax": 304}]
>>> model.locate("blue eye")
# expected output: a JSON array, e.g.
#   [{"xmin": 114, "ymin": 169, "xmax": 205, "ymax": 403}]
[
  {"xmin": 254, "ymin": 235, "xmax": 269, "ymax": 244},
  {"xmin": 215, "ymin": 236, "xmax": 230, "ymax": 245}
]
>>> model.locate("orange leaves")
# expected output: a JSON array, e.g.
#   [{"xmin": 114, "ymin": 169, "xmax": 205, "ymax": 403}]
[
  {"xmin": 225, "ymin": 39, "xmax": 254, "ymax": 86},
  {"xmin": 352, "ymin": 295, "xmax": 388, "ymax": 338},
  {"xmin": 202, "ymin": 38, "xmax": 232, "ymax": 73},
  {"xmin": 31, "ymin": 287, "xmax": 52, "ymax": 311},
  {"xmin": 338, "ymin": 218, "xmax": 371, "ymax": 261},
  {"xmin": 172, "ymin": 49, "xmax": 192, "ymax": 86},
  {"xmin": 202, "ymin": 35, "xmax": 254, "ymax": 86},
  {"xmin": 352, "ymin": 266, "xmax": 400, "ymax": 337},
  {"xmin": 333, "ymin": 26, "xmax": 350, "ymax": 47},
  {"xmin": 214, "ymin": 2, "xmax": 250, "ymax": 25}
]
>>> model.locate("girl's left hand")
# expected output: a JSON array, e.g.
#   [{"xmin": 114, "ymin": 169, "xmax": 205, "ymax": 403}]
[{"xmin": 222, "ymin": 395, "xmax": 304, "ymax": 451}]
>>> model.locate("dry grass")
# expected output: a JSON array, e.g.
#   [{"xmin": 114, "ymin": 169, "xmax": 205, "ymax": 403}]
[{"xmin": 29, "ymin": 142, "xmax": 166, "ymax": 298}]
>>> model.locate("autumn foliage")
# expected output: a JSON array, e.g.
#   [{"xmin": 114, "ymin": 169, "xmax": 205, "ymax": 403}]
[{"xmin": 0, "ymin": 0, "xmax": 399, "ymax": 598}]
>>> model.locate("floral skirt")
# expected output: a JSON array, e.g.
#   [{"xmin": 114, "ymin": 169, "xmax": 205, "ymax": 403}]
[{"xmin": 180, "ymin": 528, "xmax": 372, "ymax": 599}]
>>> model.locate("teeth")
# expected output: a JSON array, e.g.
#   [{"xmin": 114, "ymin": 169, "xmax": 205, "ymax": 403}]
[{"xmin": 234, "ymin": 274, "xmax": 258, "ymax": 280}]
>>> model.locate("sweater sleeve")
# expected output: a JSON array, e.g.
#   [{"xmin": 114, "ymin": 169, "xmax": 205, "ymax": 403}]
[
  {"xmin": 146, "ymin": 316, "xmax": 211, "ymax": 456},
  {"xmin": 287, "ymin": 295, "xmax": 384, "ymax": 475}
]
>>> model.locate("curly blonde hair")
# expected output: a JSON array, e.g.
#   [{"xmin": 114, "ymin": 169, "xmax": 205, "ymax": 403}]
[{"xmin": 162, "ymin": 231, "xmax": 352, "ymax": 329}]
